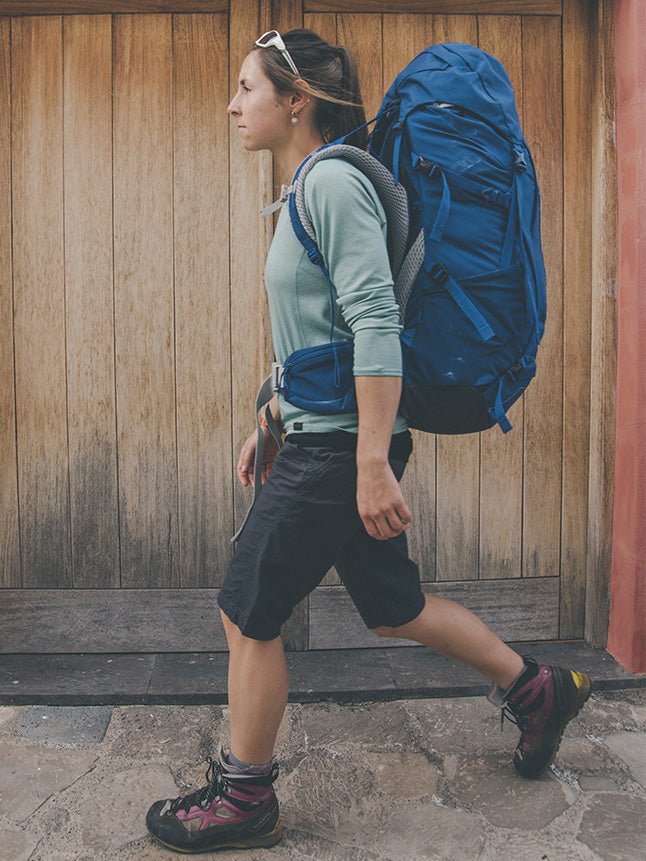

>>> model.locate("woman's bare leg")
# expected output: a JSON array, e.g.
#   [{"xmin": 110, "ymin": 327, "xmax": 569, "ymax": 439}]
[
  {"xmin": 220, "ymin": 610, "xmax": 288, "ymax": 763},
  {"xmin": 373, "ymin": 594, "xmax": 525, "ymax": 689}
]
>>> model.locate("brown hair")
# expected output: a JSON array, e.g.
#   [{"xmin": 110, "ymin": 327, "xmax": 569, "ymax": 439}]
[{"xmin": 251, "ymin": 28, "xmax": 368, "ymax": 150}]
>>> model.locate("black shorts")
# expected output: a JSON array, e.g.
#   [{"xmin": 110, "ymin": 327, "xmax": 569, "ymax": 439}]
[{"xmin": 218, "ymin": 430, "xmax": 426, "ymax": 640}]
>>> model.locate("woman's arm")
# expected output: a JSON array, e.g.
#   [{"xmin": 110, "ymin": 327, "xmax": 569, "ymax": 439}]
[{"xmin": 355, "ymin": 375, "xmax": 412, "ymax": 541}]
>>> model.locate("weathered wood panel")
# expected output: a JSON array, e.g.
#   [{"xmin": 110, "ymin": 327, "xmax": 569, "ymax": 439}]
[
  {"xmin": 303, "ymin": 9, "xmax": 335, "ymax": 41},
  {"xmin": 12, "ymin": 16, "xmax": 72, "ymax": 587},
  {"xmin": 336, "ymin": 13, "xmax": 382, "ymax": 124},
  {"xmin": 0, "ymin": 580, "xmax": 559, "ymax": 653},
  {"xmin": 0, "ymin": 3, "xmax": 606, "ymax": 653},
  {"xmin": 305, "ymin": 2, "xmax": 561, "ymax": 15},
  {"xmin": 433, "ymin": 13, "xmax": 480, "ymax": 583},
  {"xmin": 174, "ymin": 13, "xmax": 234, "ymax": 586},
  {"xmin": 585, "ymin": 0, "xmax": 615, "ymax": 647},
  {"xmin": 310, "ymin": 578, "xmax": 560, "ymax": 649},
  {"xmin": 0, "ymin": 589, "xmax": 228, "ymax": 653},
  {"xmin": 229, "ymin": 0, "xmax": 274, "ymax": 536},
  {"xmin": 64, "ymin": 15, "xmax": 120, "ymax": 587},
  {"xmin": 0, "ymin": 2, "xmax": 227, "ymax": 14},
  {"xmin": 113, "ymin": 15, "xmax": 179, "ymax": 586},
  {"xmin": 522, "ymin": 15, "xmax": 564, "ymax": 579},
  {"xmin": 0, "ymin": 18, "xmax": 20, "ymax": 587},
  {"xmin": 560, "ymin": 0, "xmax": 592, "ymax": 636},
  {"xmin": 477, "ymin": 15, "xmax": 524, "ymax": 581}
]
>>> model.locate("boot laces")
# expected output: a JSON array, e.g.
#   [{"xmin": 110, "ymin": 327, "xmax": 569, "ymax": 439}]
[
  {"xmin": 500, "ymin": 701, "xmax": 528, "ymax": 733},
  {"xmin": 168, "ymin": 756, "xmax": 228, "ymax": 815}
]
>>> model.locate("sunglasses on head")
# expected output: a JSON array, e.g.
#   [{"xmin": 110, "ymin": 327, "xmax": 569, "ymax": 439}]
[{"xmin": 255, "ymin": 30, "xmax": 301, "ymax": 77}]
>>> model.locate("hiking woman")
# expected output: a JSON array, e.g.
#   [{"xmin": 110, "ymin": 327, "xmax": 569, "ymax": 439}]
[{"xmin": 145, "ymin": 29, "xmax": 591, "ymax": 854}]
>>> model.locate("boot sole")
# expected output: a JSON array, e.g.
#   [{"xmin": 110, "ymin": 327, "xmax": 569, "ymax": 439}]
[
  {"xmin": 149, "ymin": 819, "xmax": 283, "ymax": 854},
  {"xmin": 515, "ymin": 670, "xmax": 592, "ymax": 779}
]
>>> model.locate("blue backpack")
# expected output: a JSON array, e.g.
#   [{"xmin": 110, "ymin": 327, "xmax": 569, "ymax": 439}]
[{"xmin": 269, "ymin": 42, "xmax": 546, "ymax": 435}]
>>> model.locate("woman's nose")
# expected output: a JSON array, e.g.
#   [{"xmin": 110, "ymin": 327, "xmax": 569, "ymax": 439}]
[{"xmin": 227, "ymin": 98, "xmax": 240, "ymax": 116}]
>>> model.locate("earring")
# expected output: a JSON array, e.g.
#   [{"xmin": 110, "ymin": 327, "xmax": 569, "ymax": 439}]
[{"xmin": 291, "ymin": 112, "xmax": 299, "ymax": 125}]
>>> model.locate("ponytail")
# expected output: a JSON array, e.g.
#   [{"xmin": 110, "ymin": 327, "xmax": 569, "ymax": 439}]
[{"xmin": 251, "ymin": 29, "xmax": 369, "ymax": 150}]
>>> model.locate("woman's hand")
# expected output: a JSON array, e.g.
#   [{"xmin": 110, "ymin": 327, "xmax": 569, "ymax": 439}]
[
  {"xmin": 356, "ymin": 459, "xmax": 412, "ymax": 540},
  {"xmin": 237, "ymin": 428, "xmax": 280, "ymax": 488}
]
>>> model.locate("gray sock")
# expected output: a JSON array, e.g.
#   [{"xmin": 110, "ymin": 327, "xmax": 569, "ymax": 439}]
[{"xmin": 226, "ymin": 750, "xmax": 273, "ymax": 776}]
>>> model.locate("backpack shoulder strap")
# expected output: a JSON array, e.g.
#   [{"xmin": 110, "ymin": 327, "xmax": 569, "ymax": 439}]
[{"xmin": 288, "ymin": 145, "xmax": 411, "ymax": 287}]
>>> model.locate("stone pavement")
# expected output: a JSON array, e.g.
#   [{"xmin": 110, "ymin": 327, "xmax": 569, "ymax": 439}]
[{"xmin": 1, "ymin": 690, "xmax": 645, "ymax": 861}]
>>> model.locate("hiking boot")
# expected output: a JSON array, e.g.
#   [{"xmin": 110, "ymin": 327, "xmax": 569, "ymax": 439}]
[
  {"xmin": 496, "ymin": 657, "xmax": 591, "ymax": 778},
  {"xmin": 145, "ymin": 746, "xmax": 282, "ymax": 853}
]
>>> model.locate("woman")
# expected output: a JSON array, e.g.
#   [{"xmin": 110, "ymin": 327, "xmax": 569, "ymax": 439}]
[{"xmin": 146, "ymin": 29, "xmax": 591, "ymax": 855}]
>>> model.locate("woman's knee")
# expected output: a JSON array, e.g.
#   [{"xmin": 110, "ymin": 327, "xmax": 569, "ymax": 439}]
[
  {"xmin": 370, "ymin": 600, "xmax": 428, "ymax": 639},
  {"xmin": 220, "ymin": 608, "xmax": 244, "ymax": 645}
]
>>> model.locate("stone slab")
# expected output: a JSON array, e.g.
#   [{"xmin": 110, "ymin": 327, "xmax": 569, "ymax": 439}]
[
  {"xmin": 577, "ymin": 793, "xmax": 646, "ymax": 860},
  {"xmin": 0, "ymin": 654, "xmax": 156, "ymax": 705},
  {"xmin": 18, "ymin": 706, "xmax": 113, "ymax": 747},
  {"xmin": 0, "ymin": 740, "xmax": 97, "ymax": 822},
  {"xmin": 603, "ymin": 730, "xmax": 646, "ymax": 788},
  {"xmin": 286, "ymin": 648, "xmax": 396, "ymax": 702},
  {"xmin": 0, "ymin": 826, "xmax": 41, "ymax": 861},
  {"xmin": 0, "ymin": 642, "xmax": 643, "ymax": 706},
  {"xmin": 146, "ymin": 653, "xmax": 229, "ymax": 702},
  {"xmin": 448, "ymin": 751, "xmax": 571, "ymax": 830}
]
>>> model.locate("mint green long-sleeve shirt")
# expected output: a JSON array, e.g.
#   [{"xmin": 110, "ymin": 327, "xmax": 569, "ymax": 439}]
[{"xmin": 264, "ymin": 157, "xmax": 408, "ymax": 436}]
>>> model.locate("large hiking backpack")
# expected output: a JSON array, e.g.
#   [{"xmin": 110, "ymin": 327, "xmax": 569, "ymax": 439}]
[{"xmin": 279, "ymin": 41, "xmax": 547, "ymax": 435}]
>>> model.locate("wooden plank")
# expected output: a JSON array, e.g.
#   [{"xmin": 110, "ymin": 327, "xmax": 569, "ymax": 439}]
[
  {"xmin": 585, "ymin": 0, "xmax": 615, "ymax": 648},
  {"xmin": 229, "ymin": 0, "xmax": 274, "ymax": 536},
  {"xmin": 477, "ymin": 15, "xmax": 524, "ymax": 581},
  {"xmin": 432, "ymin": 13, "xmax": 479, "ymax": 583},
  {"xmin": 310, "ymin": 578, "xmax": 560, "ymax": 649},
  {"xmin": 0, "ymin": 2, "xmax": 227, "ymax": 15},
  {"xmin": 0, "ymin": 18, "xmax": 20, "ymax": 587},
  {"xmin": 304, "ymin": 2, "xmax": 561, "ymax": 15},
  {"xmin": 560, "ymin": 0, "xmax": 592, "ymax": 636},
  {"xmin": 12, "ymin": 16, "xmax": 72, "ymax": 587},
  {"xmin": 383, "ymin": 11, "xmax": 433, "ymax": 88},
  {"xmin": 113, "ymin": 14, "xmax": 179, "ymax": 586},
  {"xmin": 269, "ymin": 0, "xmax": 304, "ymax": 293},
  {"xmin": 0, "ymin": 590, "xmax": 228, "ymax": 653},
  {"xmin": 521, "ymin": 15, "xmax": 564, "ymax": 580},
  {"xmin": 174, "ymin": 13, "xmax": 234, "ymax": 586},
  {"xmin": 336, "ymin": 12, "xmax": 382, "ymax": 121},
  {"xmin": 63, "ymin": 15, "xmax": 119, "ymax": 587},
  {"xmin": 0, "ymin": 579, "xmax": 559, "ymax": 653},
  {"xmin": 303, "ymin": 9, "xmax": 335, "ymax": 41},
  {"xmin": 271, "ymin": 0, "xmax": 302, "ymax": 32}
]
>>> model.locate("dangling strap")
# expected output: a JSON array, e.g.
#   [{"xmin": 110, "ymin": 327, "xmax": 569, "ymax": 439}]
[
  {"xmin": 487, "ymin": 377, "xmax": 513, "ymax": 433},
  {"xmin": 260, "ymin": 184, "xmax": 294, "ymax": 218},
  {"xmin": 231, "ymin": 374, "xmax": 284, "ymax": 544},
  {"xmin": 428, "ymin": 261, "xmax": 496, "ymax": 342}
]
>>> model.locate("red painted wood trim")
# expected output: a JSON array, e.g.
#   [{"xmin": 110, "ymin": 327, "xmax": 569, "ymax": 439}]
[{"xmin": 607, "ymin": 0, "xmax": 646, "ymax": 673}]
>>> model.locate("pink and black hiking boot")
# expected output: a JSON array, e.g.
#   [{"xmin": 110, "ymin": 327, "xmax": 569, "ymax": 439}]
[
  {"xmin": 493, "ymin": 656, "xmax": 592, "ymax": 778},
  {"xmin": 145, "ymin": 746, "xmax": 281, "ymax": 853}
]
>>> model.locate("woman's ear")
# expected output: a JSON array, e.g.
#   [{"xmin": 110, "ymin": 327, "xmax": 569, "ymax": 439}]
[{"xmin": 290, "ymin": 89, "xmax": 311, "ymax": 111}]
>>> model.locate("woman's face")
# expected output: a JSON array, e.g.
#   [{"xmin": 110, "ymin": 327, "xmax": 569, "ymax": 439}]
[{"xmin": 228, "ymin": 51, "xmax": 292, "ymax": 152}]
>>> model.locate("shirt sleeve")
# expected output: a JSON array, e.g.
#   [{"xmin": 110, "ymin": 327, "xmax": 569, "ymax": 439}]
[{"xmin": 304, "ymin": 159, "xmax": 403, "ymax": 376}]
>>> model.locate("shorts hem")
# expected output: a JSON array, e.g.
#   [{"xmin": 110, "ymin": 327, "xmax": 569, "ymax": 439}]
[
  {"xmin": 217, "ymin": 595, "xmax": 282, "ymax": 642},
  {"xmin": 363, "ymin": 591, "xmax": 426, "ymax": 631}
]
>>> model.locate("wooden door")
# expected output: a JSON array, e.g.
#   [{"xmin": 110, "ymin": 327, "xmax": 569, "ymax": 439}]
[{"xmin": 0, "ymin": 1, "xmax": 606, "ymax": 653}]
